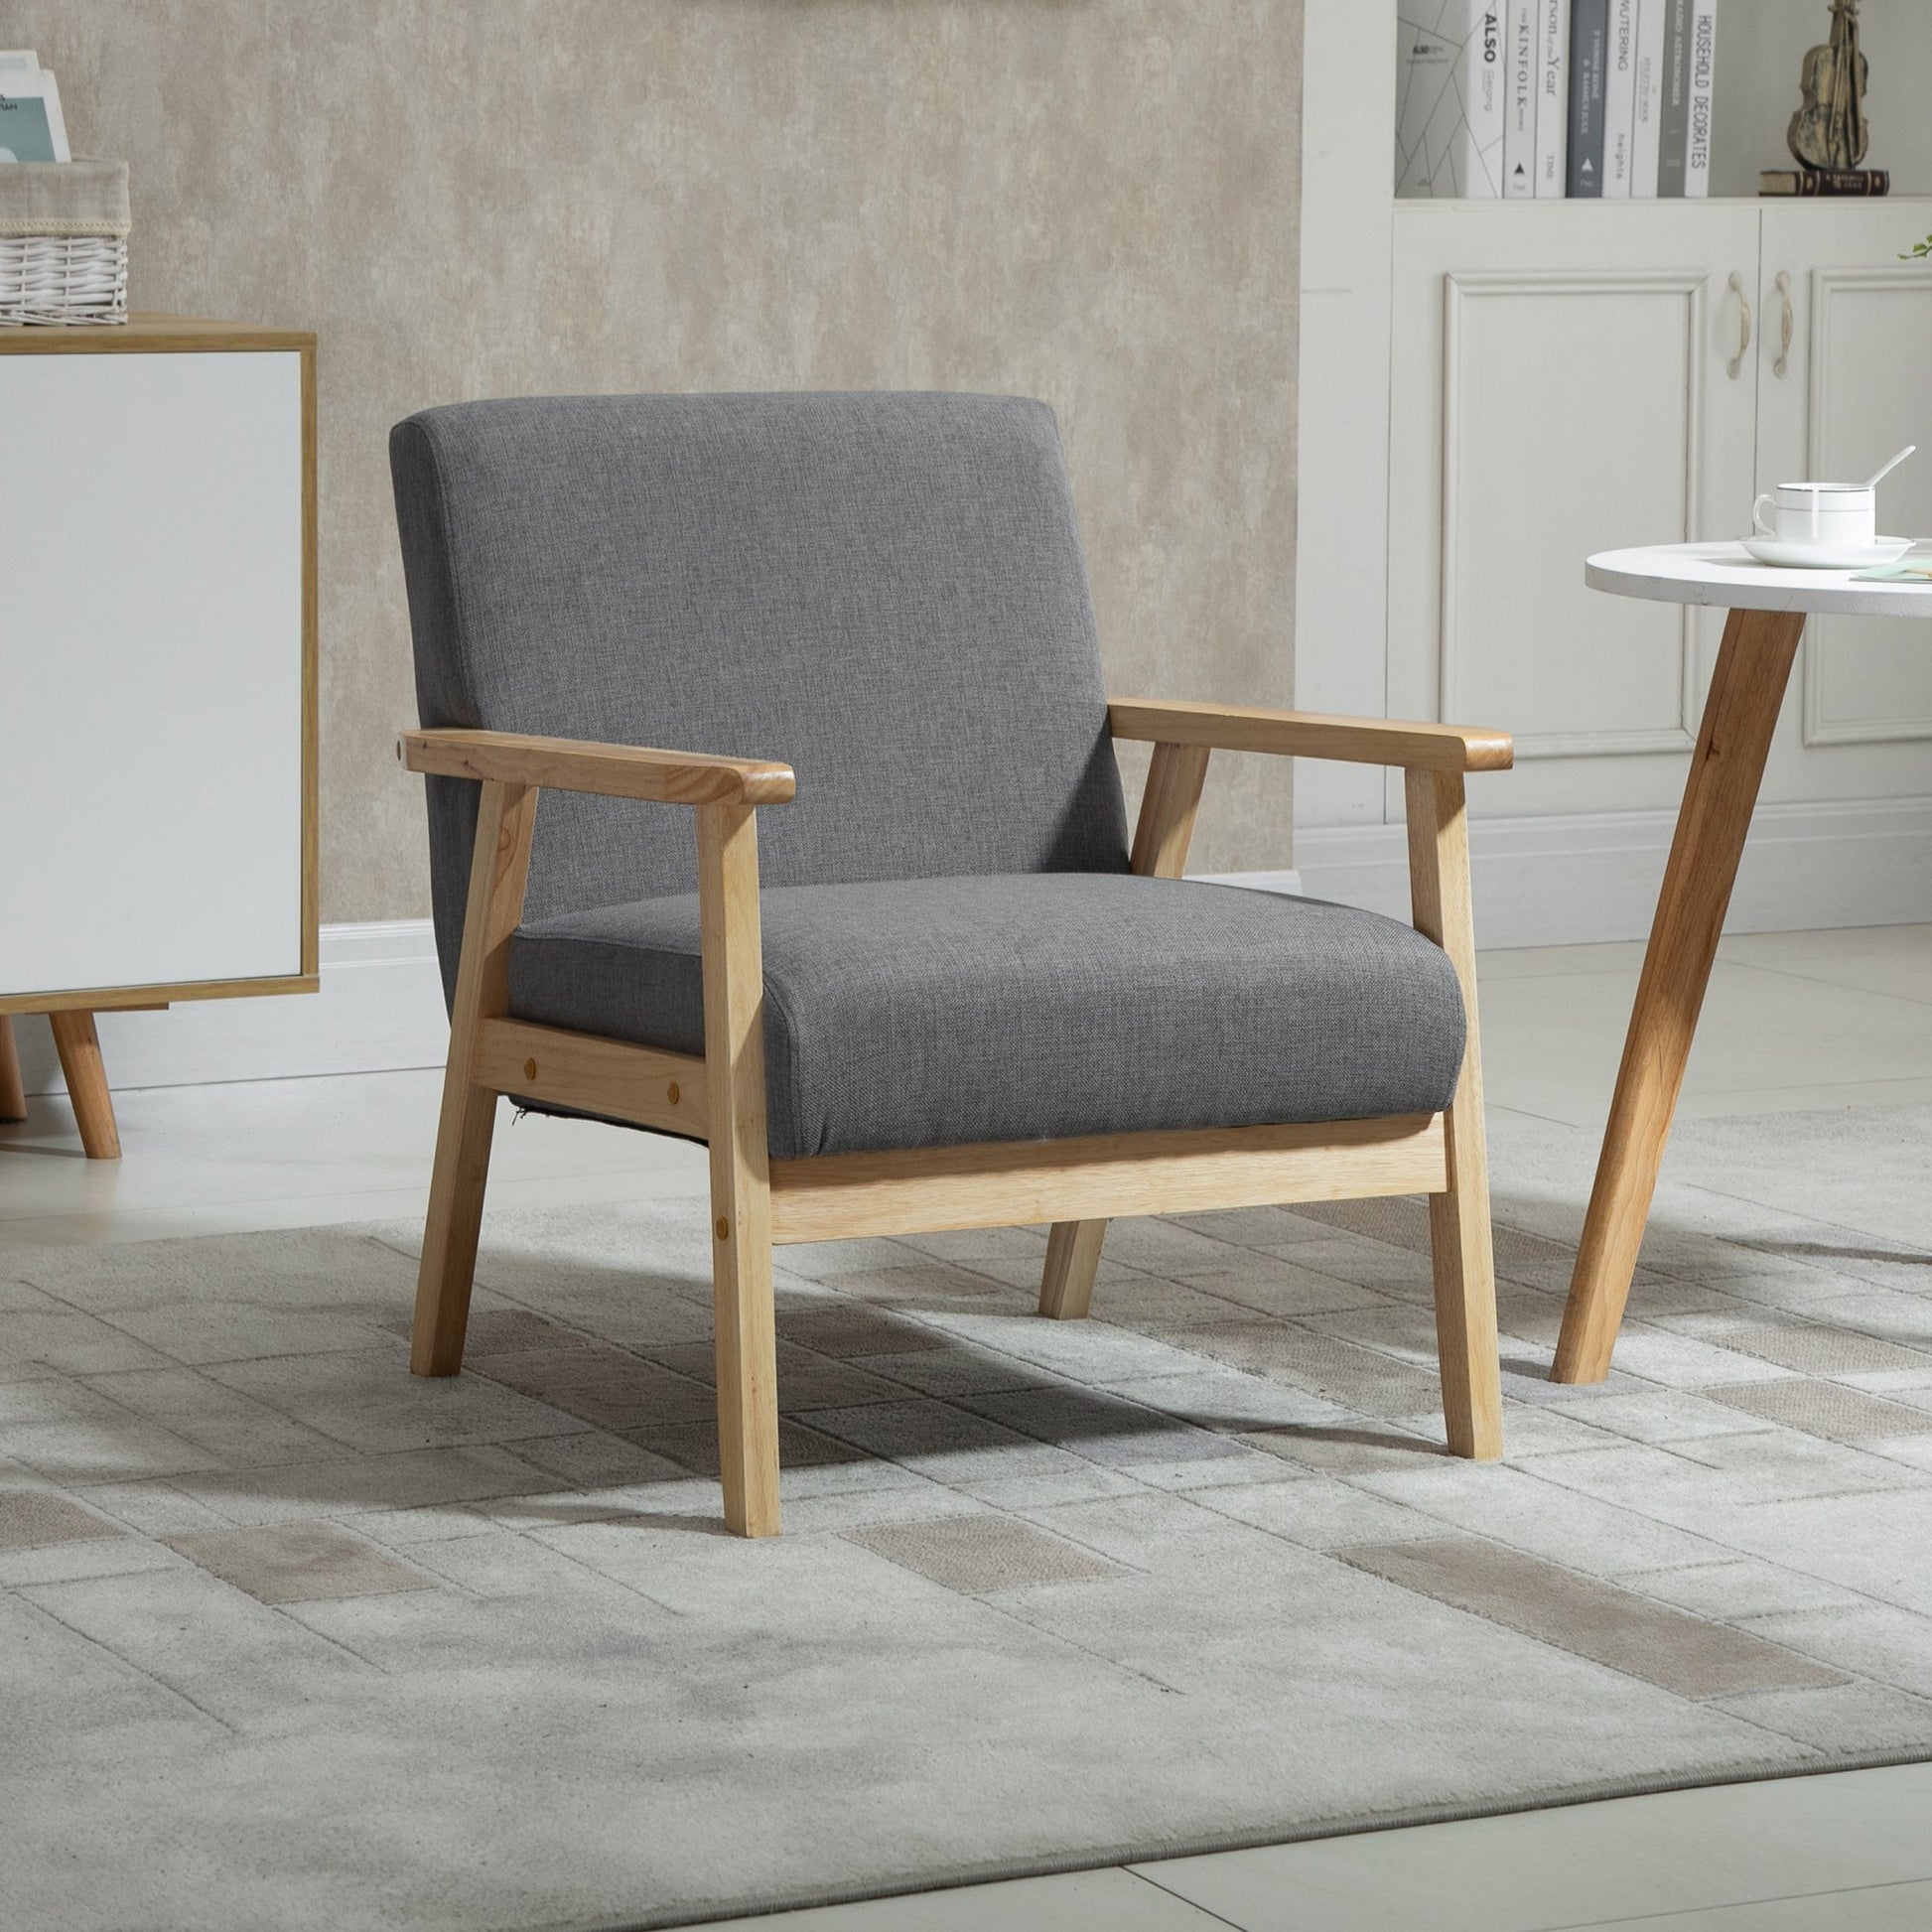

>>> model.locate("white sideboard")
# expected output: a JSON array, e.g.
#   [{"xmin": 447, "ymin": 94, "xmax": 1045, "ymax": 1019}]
[{"xmin": 0, "ymin": 316, "xmax": 317, "ymax": 1154}]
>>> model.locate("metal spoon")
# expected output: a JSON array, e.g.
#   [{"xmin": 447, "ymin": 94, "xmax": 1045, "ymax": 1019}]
[{"xmin": 1865, "ymin": 445, "xmax": 1916, "ymax": 487}]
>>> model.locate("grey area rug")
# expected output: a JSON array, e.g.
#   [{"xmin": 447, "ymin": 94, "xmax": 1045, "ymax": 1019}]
[{"xmin": 6, "ymin": 1104, "xmax": 1932, "ymax": 1931}]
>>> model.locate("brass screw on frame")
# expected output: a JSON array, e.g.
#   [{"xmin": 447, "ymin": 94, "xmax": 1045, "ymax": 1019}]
[
  {"xmin": 524, "ymin": 1058, "xmax": 538, "ymax": 1080},
  {"xmin": 716, "ymin": 1217, "xmax": 730, "ymax": 1242},
  {"xmin": 667, "ymin": 1081, "xmax": 681, "ymax": 1105}
]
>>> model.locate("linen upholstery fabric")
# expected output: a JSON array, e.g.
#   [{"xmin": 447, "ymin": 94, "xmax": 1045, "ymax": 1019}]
[
  {"xmin": 390, "ymin": 391, "xmax": 1130, "ymax": 1005},
  {"xmin": 0, "ymin": 160, "xmax": 131, "ymax": 237},
  {"xmin": 506, "ymin": 875, "xmax": 1467, "ymax": 1160}
]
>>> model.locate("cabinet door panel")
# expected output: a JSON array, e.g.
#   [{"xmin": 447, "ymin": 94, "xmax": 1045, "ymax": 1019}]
[
  {"xmin": 1389, "ymin": 205, "xmax": 1760, "ymax": 818},
  {"xmin": 1754, "ymin": 210, "xmax": 1932, "ymax": 800},
  {"xmin": 0, "ymin": 351, "xmax": 305, "ymax": 998},
  {"xmin": 1799, "ymin": 267, "xmax": 1932, "ymax": 745}
]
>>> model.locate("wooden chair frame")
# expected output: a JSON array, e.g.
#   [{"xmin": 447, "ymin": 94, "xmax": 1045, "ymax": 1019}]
[{"xmin": 401, "ymin": 701, "xmax": 1515, "ymax": 1537}]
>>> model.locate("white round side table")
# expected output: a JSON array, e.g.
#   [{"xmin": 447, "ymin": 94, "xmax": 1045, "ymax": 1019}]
[{"xmin": 1554, "ymin": 541, "xmax": 1932, "ymax": 1385}]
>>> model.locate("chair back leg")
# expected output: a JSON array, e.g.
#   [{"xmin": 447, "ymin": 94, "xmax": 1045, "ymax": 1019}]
[
  {"xmin": 413, "ymin": 779, "xmax": 536, "ymax": 1376},
  {"xmin": 699, "ymin": 801, "xmax": 782, "ymax": 1537},
  {"xmin": 1038, "ymin": 1218, "xmax": 1107, "ymax": 1318},
  {"xmin": 1407, "ymin": 767, "xmax": 1504, "ymax": 1460},
  {"xmin": 1037, "ymin": 740, "xmax": 1213, "ymax": 1321}
]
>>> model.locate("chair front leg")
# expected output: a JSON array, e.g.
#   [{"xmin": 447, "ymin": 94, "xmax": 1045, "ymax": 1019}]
[
  {"xmin": 1038, "ymin": 739, "xmax": 1213, "ymax": 1319},
  {"xmin": 1406, "ymin": 766, "xmax": 1504, "ymax": 1460},
  {"xmin": 413, "ymin": 779, "xmax": 536, "ymax": 1376},
  {"xmin": 698, "ymin": 800, "xmax": 782, "ymax": 1537}
]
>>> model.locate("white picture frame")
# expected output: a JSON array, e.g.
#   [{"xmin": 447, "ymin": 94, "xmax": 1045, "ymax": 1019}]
[{"xmin": 0, "ymin": 67, "xmax": 69, "ymax": 164}]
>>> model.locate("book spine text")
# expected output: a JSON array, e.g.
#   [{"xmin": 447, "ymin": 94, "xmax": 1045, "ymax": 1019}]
[
  {"xmin": 1504, "ymin": 0, "xmax": 1541, "ymax": 196},
  {"xmin": 1683, "ymin": 0, "xmax": 1717, "ymax": 199},
  {"xmin": 1536, "ymin": 0, "xmax": 1571, "ymax": 197},
  {"xmin": 1465, "ymin": 3, "xmax": 1507, "ymax": 197},
  {"xmin": 1630, "ymin": 0, "xmax": 1666, "ymax": 197},
  {"xmin": 1657, "ymin": 0, "xmax": 1691, "ymax": 198},
  {"xmin": 1567, "ymin": 0, "xmax": 1609, "ymax": 196},
  {"xmin": 1601, "ymin": 0, "xmax": 1639, "ymax": 196}
]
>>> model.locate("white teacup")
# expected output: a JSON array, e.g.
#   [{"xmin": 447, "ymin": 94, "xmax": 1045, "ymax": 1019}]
[{"xmin": 1752, "ymin": 482, "xmax": 1877, "ymax": 548}]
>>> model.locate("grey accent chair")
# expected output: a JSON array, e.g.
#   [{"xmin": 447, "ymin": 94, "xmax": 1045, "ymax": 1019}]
[{"xmin": 390, "ymin": 392, "xmax": 1513, "ymax": 1537}]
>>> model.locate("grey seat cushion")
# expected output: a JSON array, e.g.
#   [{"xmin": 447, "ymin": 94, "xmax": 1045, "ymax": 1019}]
[
  {"xmin": 390, "ymin": 392, "xmax": 1130, "ymax": 1008},
  {"xmin": 506, "ymin": 875, "xmax": 1465, "ymax": 1161}
]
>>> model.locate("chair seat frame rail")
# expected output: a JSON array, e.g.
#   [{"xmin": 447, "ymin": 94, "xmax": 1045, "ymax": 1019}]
[{"xmin": 399, "ymin": 702, "xmax": 1513, "ymax": 1537}]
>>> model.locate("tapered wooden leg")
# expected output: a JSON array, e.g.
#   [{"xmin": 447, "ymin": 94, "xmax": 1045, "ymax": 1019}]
[
  {"xmin": 0, "ymin": 1016, "xmax": 25, "ymax": 1122},
  {"xmin": 699, "ymin": 800, "xmax": 781, "ymax": 1539},
  {"xmin": 1554, "ymin": 608, "xmax": 1805, "ymax": 1384},
  {"xmin": 1407, "ymin": 767, "xmax": 1502, "ymax": 1460},
  {"xmin": 1038, "ymin": 1218, "xmax": 1107, "ymax": 1318},
  {"xmin": 48, "ymin": 1012, "xmax": 121, "ymax": 1161},
  {"xmin": 412, "ymin": 780, "xmax": 536, "ymax": 1376},
  {"xmin": 1037, "ymin": 740, "xmax": 1215, "ymax": 1321}
]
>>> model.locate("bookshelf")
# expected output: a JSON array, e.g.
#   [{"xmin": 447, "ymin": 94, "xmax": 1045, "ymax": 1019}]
[{"xmin": 1293, "ymin": 0, "xmax": 1932, "ymax": 946}]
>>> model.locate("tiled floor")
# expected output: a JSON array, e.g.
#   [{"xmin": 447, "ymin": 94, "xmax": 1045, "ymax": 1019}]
[{"xmin": 3, "ymin": 922, "xmax": 1930, "ymax": 1930}]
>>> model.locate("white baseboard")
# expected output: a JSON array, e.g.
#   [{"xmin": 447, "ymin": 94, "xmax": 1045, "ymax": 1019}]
[
  {"xmin": 12, "ymin": 921, "xmax": 450, "ymax": 1097},
  {"xmin": 9, "ymin": 804, "xmax": 1915, "ymax": 1097},
  {"xmin": 1293, "ymin": 795, "xmax": 1932, "ymax": 949}
]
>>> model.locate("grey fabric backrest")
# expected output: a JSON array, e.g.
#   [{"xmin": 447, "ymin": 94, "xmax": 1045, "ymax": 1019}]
[{"xmin": 390, "ymin": 391, "xmax": 1130, "ymax": 999}]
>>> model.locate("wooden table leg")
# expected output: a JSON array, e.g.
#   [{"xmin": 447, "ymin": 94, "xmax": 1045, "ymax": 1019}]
[
  {"xmin": 1552, "ymin": 606, "xmax": 1805, "ymax": 1383},
  {"xmin": 0, "ymin": 1016, "xmax": 25, "ymax": 1122},
  {"xmin": 48, "ymin": 1011, "xmax": 122, "ymax": 1161}
]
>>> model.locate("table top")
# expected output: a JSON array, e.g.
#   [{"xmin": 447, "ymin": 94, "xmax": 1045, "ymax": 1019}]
[{"xmin": 1587, "ymin": 541, "xmax": 1932, "ymax": 618}]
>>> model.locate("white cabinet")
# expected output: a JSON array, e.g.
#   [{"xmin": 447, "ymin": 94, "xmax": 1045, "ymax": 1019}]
[
  {"xmin": 1756, "ymin": 205, "xmax": 1932, "ymax": 789},
  {"xmin": 0, "ymin": 318, "xmax": 316, "ymax": 1150},
  {"xmin": 1300, "ymin": 199, "xmax": 1932, "ymax": 941},
  {"xmin": 1387, "ymin": 203, "xmax": 1763, "ymax": 821},
  {"xmin": 1389, "ymin": 200, "xmax": 1932, "ymax": 825}
]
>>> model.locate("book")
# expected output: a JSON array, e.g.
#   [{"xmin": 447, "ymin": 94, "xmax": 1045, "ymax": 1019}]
[
  {"xmin": 1567, "ymin": 0, "xmax": 1608, "ymax": 196},
  {"xmin": 1465, "ymin": 3, "xmax": 1507, "ymax": 195},
  {"xmin": 1601, "ymin": 0, "xmax": 1639, "ymax": 195},
  {"xmin": 1630, "ymin": 0, "xmax": 1667, "ymax": 196},
  {"xmin": 1657, "ymin": 0, "xmax": 1691, "ymax": 197},
  {"xmin": 1761, "ymin": 168, "xmax": 1891, "ymax": 197},
  {"xmin": 0, "ymin": 66, "xmax": 68, "ymax": 164},
  {"xmin": 1504, "ymin": 0, "xmax": 1540, "ymax": 197},
  {"xmin": 1536, "ymin": 0, "xmax": 1571, "ymax": 197},
  {"xmin": 1396, "ymin": 3, "xmax": 1506, "ymax": 198},
  {"xmin": 1683, "ymin": 0, "xmax": 1717, "ymax": 199}
]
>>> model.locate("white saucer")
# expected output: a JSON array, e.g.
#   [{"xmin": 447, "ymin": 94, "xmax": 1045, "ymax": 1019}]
[{"xmin": 1741, "ymin": 535, "xmax": 1917, "ymax": 570}]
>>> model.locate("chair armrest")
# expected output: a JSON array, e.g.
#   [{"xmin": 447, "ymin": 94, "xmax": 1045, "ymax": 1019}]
[
  {"xmin": 1108, "ymin": 699, "xmax": 1513, "ymax": 773},
  {"xmin": 399, "ymin": 728, "xmax": 797, "ymax": 806}
]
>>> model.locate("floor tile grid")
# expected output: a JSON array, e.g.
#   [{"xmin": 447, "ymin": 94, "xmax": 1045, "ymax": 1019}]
[
  {"xmin": 6, "ymin": 1153, "xmax": 1932, "ymax": 1928},
  {"xmin": 834, "ymin": 1205, "xmax": 1932, "ymax": 1738},
  {"xmin": 1217, "ymin": 1221, "xmax": 1932, "ymax": 1740},
  {"xmin": 0, "ymin": 1220, "xmax": 1869, "ymax": 1522},
  {"xmin": 11, "ymin": 1189, "xmax": 1932, "ymax": 1769}
]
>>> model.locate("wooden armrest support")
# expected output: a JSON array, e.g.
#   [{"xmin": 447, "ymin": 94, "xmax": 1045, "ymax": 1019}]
[
  {"xmin": 1108, "ymin": 699, "xmax": 1513, "ymax": 773},
  {"xmin": 399, "ymin": 728, "xmax": 797, "ymax": 806}
]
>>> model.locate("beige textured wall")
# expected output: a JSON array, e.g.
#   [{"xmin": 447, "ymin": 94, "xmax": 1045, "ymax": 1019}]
[{"xmin": 12, "ymin": 1, "xmax": 1303, "ymax": 920}]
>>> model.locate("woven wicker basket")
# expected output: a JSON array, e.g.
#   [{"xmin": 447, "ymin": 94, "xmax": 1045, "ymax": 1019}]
[{"xmin": 0, "ymin": 160, "xmax": 129, "ymax": 326}]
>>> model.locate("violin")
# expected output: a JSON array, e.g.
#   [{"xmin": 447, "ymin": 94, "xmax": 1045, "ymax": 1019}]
[{"xmin": 1789, "ymin": 0, "xmax": 1868, "ymax": 172}]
